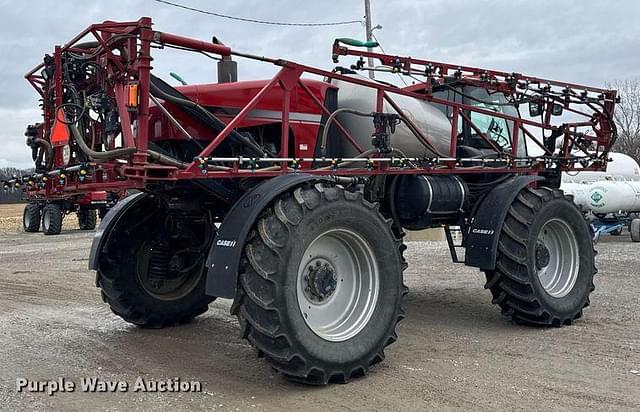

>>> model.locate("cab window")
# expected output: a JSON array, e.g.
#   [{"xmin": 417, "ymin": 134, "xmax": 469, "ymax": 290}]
[{"xmin": 464, "ymin": 87, "xmax": 519, "ymax": 152}]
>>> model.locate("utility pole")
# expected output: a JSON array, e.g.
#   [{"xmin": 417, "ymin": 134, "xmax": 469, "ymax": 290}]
[{"xmin": 364, "ymin": 0, "xmax": 375, "ymax": 80}]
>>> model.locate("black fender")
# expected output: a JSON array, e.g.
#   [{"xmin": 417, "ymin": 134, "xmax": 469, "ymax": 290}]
[
  {"xmin": 464, "ymin": 175, "xmax": 543, "ymax": 270},
  {"xmin": 88, "ymin": 191, "xmax": 150, "ymax": 271},
  {"xmin": 205, "ymin": 173, "xmax": 327, "ymax": 298}
]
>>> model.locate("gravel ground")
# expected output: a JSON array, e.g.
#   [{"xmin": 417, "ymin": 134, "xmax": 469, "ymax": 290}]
[{"xmin": 0, "ymin": 204, "xmax": 638, "ymax": 411}]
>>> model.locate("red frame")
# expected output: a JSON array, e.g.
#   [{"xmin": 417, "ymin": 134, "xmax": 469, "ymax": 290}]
[{"xmin": 16, "ymin": 17, "xmax": 617, "ymax": 197}]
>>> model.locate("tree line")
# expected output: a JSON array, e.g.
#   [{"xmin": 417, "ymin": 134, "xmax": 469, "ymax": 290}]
[
  {"xmin": 610, "ymin": 79, "xmax": 640, "ymax": 164},
  {"xmin": 0, "ymin": 167, "xmax": 32, "ymax": 204}
]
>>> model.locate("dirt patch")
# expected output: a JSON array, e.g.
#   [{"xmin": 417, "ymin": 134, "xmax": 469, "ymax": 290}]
[{"xmin": 0, "ymin": 203, "xmax": 83, "ymax": 233}]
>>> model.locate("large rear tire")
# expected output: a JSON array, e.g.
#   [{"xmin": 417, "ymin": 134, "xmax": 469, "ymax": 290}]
[
  {"xmin": 484, "ymin": 187, "xmax": 596, "ymax": 326},
  {"xmin": 234, "ymin": 183, "xmax": 407, "ymax": 384},
  {"xmin": 42, "ymin": 203, "xmax": 63, "ymax": 235},
  {"xmin": 78, "ymin": 209, "xmax": 97, "ymax": 230},
  {"xmin": 23, "ymin": 203, "xmax": 41, "ymax": 232},
  {"xmin": 96, "ymin": 196, "xmax": 215, "ymax": 328}
]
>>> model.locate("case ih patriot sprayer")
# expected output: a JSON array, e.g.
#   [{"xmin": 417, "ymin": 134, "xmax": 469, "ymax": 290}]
[{"xmin": 8, "ymin": 17, "xmax": 618, "ymax": 384}]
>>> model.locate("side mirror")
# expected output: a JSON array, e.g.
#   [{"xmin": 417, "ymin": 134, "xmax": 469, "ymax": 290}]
[
  {"xmin": 529, "ymin": 101, "xmax": 542, "ymax": 117},
  {"xmin": 552, "ymin": 103, "xmax": 564, "ymax": 116}
]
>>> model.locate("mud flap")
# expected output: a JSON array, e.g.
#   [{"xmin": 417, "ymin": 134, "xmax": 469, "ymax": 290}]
[
  {"xmin": 205, "ymin": 173, "xmax": 326, "ymax": 299},
  {"xmin": 464, "ymin": 175, "xmax": 543, "ymax": 270},
  {"xmin": 88, "ymin": 191, "xmax": 149, "ymax": 272}
]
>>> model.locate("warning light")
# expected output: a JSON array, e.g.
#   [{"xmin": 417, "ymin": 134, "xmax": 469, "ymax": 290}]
[{"xmin": 127, "ymin": 83, "xmax": 139, "ymax": 108}]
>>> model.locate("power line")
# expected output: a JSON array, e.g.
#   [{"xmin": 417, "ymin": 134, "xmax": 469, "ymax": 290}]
[{"xmin": 151, "ymin": 0, "xmax": 362, "ymax": 27}]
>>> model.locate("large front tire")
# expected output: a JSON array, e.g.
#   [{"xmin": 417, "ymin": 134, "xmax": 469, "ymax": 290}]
[
  {"xmin": 234, "ymin": 183, "xmax": 407, "ymax": 384},
  {"xmin": 484, "ymin": 187, "xmax": 596, "ymax": 326},
  {"xmin": 96, "ymin": 196, "xmax": 215, "ymax": 328}
]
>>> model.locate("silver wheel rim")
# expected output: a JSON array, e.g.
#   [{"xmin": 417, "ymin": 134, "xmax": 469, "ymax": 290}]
[
  {"xmin": 296, "ymin": 228, "xmax": 379, "ymax": 342},
  {"xmin": 535, "ymin": 218, "xmax": 580, "ymax": 298},
  {"xmin": 24, "ymin": 211, "xmax": 31, "ymax": 228}
]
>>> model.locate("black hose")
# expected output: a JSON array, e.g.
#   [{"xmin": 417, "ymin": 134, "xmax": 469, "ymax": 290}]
[
  {"xmin": 31, "ymin": 138, "xmax": 54, "ymax": 170},
  {"xmin": 66, "ymin": 36, "xmax": 133, "ymax": 61},
  {"xmin": 319, "ymin": 108, "xmax": 373, "ymax": 156},
  {"xmin": 72, "ymin": 122, "xmax": 193, "ymax": 168},
  {"xmin": 69, "ymin": 123, "xmax": 136, "ymax": 160},
  {"xmin": 149, "ymin": 76, "xmax": 268, "ymax": 157},
  {"xmin": 147, "ymin": 149, "xmax": 188, "ymax": 168}
]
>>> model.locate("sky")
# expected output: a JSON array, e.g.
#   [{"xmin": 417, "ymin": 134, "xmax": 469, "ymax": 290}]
[{"xmin": 1, "ymin": 0, "xmax": 639, "ymax": 168}]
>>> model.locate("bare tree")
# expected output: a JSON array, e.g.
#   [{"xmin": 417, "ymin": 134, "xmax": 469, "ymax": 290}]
[
  {"xmin": 0, "ymin": 167, "xmax": 30, "ymax": 204},
  {"xmin": 608, "ymin": 79, "xmax": 640, "ymax": 162}
]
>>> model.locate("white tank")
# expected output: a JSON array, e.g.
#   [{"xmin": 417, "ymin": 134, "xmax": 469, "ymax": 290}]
[
  {"xmin": 331, "ymin": 75, "xmax": 452, "ymax": 157},
  {"xmin": 562, "ymin": 153, "xmax": 640, "ymax": 183},
  {"xmin": 562, "ymin": 180, "xmax": 640, "ymax": 214}
]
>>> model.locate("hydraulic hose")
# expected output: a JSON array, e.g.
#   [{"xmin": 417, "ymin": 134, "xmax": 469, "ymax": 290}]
[
  {"xmin": 315, "ymin": 148, "xmax": 416, "ymax": 171},
  {"xmin": 70, "ymin": 109, "xmax": 232, "ymax": 169},
  {"xmin": 148, "ymin": 149, "xmax": 235, "ymax": 170},
  {"xmin": 30, "ymin": 138, "xmax": 54, "ymax": 171},
  {"xmin": 320, "ymin": 108, "xmax": 373, "ymax": 156},
  {"xmin": 320, "ymin": 106, "xmax": 447, "ymax": 158},
  {"xmin": 149, "ymin": 80, "xmax": 268, "ymax": 157},
  {"xmin": 69, "ymin": 123, "xmax": 137, "ymax": 160},
  {"xmin": 147, "ymin": 149, "xmax": 188, "ymax": 168}
]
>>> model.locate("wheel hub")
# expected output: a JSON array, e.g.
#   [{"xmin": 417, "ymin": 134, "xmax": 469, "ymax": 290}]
[
  {"xmin": 168, "ymin": 253, "xmax": 185, "ymax": 272},
  {"xmin": 535, "ymin": 241, "xmax": 551, "ymax": 270},
  {"xmin": 137, "ymin": 240, "xmax": 204, "ymax": 301},
  {"xmin": 535, "ymin": 218, "xmax": 580, "ymax": 298},
  {"xmin": 304, "ymin": 259, "xmax": 338, "ymax": 303},
  {"xmin": 296, "ymin": 228, "xmax": 380, "ymax": 342}
]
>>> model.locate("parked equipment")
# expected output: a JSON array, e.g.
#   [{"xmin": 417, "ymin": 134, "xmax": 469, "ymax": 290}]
[
  {"xmin": 2, "ymin": 103, "xmax": 128, "ymax": 234},
  {"xmin": 563, "ymin": 180, "xmax": 640, "ymax": 215},
  {"xmin": 19, "ymin": 191, "xmax": 120, "ymax": 235},
  {"xmin": 8, "ymin": 18, "xmax": 619, "ymax": 384},
  {"xmin": 562, "ymin": 154, "xmax": 640, "ymax": 241}
]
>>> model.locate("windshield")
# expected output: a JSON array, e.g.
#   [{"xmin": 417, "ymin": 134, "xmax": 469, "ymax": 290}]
[{"xmin": 464, "ymin": 87, "xmax": 526, "ymax": 156}]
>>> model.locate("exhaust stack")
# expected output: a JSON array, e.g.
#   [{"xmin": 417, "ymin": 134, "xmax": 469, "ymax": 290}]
[{"xmin": 213, "ymin": 36, "xmax": 237, "ymax": 83}]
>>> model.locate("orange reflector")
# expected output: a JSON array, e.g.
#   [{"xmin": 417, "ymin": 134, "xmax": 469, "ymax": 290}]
[
  {"xmin": 50, "ymin": 108, "xmax": 70, "ymax": 146},
  {"xmin": 127, "ymin": 83, "xmax": 139, "ymax": 107}
]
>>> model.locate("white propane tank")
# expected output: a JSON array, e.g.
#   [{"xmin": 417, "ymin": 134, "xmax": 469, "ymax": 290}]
[
  {"xmin": 563, "ymin": 180, "xmax": 640, "ymax": 214},
  {"xmin": 331, "ymin": 75, "xmax": 452, "ymax": 158}
]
